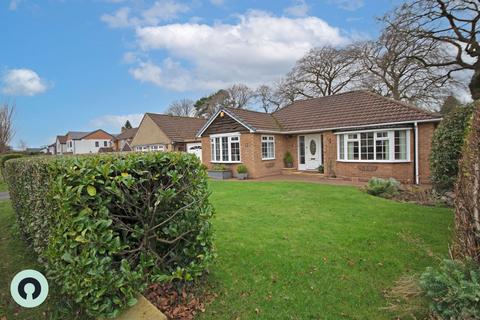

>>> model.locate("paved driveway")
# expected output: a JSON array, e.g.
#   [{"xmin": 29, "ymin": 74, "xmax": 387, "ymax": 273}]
[{"xmin": 0, "ymin": 192, "xmax": 10, "ymax": 201}]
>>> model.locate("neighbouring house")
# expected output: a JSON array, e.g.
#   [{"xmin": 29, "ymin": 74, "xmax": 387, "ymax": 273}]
[
  {"xmin": 56, "ymin": 135, "xmax": 68, "ymax": 155},
  {"xmin": 47, "ymin": 143, "xmax": 56, "ymax": 154},
  {"xmin": 197, "ymin": 90, "xmax": 442, "ymax": 184},
  {"xmin": 113, "ymin": 127, "xmax": 138, "ymax": 152},
  {"xmin": 64, "ymin": 129, "xmax": 115, "ymax": 154},
  {"xmin": 131, "ymin": 113, "xmax": 206, "ymax": 160}
]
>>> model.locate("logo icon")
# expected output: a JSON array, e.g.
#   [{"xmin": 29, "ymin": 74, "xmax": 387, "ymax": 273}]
[{"xmin": 10, "ymin": 269, "xmax": 49, "ymax": 308}]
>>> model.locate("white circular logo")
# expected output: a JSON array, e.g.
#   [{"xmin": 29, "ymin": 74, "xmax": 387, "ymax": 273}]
[{"xmin": 10, "ymin": 269, "xmax": 49, "ymax": 308}]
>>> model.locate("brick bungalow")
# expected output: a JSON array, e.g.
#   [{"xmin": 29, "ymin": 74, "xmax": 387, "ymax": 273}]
[{"xmin": 196, "ymin": 91, "xmax": 442, "ymax": 184}]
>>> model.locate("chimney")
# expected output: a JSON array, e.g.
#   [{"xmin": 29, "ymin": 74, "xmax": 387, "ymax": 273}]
[{"xmin": 121, "ymin": 126, "xmax": 126, "ymax": 133}]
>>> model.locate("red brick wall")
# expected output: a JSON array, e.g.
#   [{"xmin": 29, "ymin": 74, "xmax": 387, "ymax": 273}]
[{"xmin": 200, "ymin": 123, "xmax": 437, "ymax": 183}]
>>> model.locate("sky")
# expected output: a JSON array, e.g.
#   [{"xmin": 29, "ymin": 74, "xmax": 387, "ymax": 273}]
[{"xmin": 0, "ymin": 0, "xmax": 405, "ymax": 148}]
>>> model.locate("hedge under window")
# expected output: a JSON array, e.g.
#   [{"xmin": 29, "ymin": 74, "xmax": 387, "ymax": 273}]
[
  {"xmin": 210, "ymin": 135, "xmax": 241, "ymax": 163},
  {"xmin": 261, "ymin": 135, "xmax": 275, "ymax": 160},
  {"xmin": 337, "ymin": 129, "xmax": 410, "ymax": 162}
]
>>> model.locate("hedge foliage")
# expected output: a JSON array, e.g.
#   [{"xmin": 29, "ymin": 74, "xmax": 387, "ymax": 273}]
[
  {"xmin": 420, "ymin": 259, "xmax": 480, "ymax": 319},
  {"xmin": 0, "ymin": 153, "xmax": 26, "ymax": 177},
  {"xmin": 4, "ymin": 152, "xmax": 214, "ymax": 318},
  {"xmin": 430, "ymin": 104, "xmax": 475, "ymax": 192}
]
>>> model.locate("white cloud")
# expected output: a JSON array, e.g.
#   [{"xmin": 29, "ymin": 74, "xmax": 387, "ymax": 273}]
[
  {"xmin": 133, "ymin": 10, "xmax": 348, "ymax": 91},
  {"xmin": 2, "ymin": 68, "xmax": 50, "ymax": 96},
  {"xmin": 90, "ymin": 113, "xmax": 144, "ymax": 132},
  {"xmin": 101, "ymin": 0, "xmax": 189, "ymax": 28},
  {"xmin": 284, "ymin": 0, "xmax": 310, "ymax": 17},
  {"xmin": 328, "ymin": 0, "xmax": 364, "ymax": 11}
]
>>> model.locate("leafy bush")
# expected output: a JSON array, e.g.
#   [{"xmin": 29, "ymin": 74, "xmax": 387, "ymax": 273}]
[
  {"xmin": 430, "ymin": 104, "xmax": 475, "ymax": 192},
  {"xmin": 366, "ymin": 177, "xmax": 400, "ymax": 198},
  {"xmin": 236, "ymin": 164, "xmax": 248, "ymax": 174},
  {"xmin": 211, "ymin": 164, "xmax": 228, "ymax": 171},
  {"xmin": 283, "ymin": 151, "xmax": 293, "ymax": 167},
  {"xmin": 0, "ymin": 153, "xmax": 25, "ymax": 177},
  {"xmin": 4, "ymin": 152, "xmax": 214, "ymax": 318},
  {"xmin": 420, "ymin": 259, "xmax": 480, "ymax": 319}
]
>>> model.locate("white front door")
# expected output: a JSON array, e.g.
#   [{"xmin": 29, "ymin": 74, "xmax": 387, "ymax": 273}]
[
  {"xmin": 298, "ymin": 134, "xmax": 322, "ymax": 170},
  {"xmin": 187, "ymin": 143, "xmax": 202, "ymax": 161}
]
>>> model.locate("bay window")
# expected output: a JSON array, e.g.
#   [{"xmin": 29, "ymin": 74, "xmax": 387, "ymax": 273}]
[
  {"xmin": 261, "ymin": 135, "xmax": 275, "ymax": 160},
  {"xmin": 210, "ymin": 134, "xmax": 241, "ymax": 163},
  {"xmin": 337, "ymin": 129, "xmax": 410, "ymax": 162}
]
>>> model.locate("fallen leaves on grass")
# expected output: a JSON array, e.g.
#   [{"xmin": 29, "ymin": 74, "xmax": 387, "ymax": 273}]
[{"xmin": 145, "ymin": 282, "xmax": 216, "ymax": 320}]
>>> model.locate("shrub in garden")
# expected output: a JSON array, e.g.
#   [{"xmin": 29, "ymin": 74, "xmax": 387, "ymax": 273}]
[
  {"xmin": 236, "ymin": 164, "xmax": 248, "ymax": 174},
  {"xmin": 283, "ymin": 151, "xmax": 293, "ymax": 167},
  {"xmin": 430, "ymin": 103, "xmax": 475, "ymax": 193},
  {"xmin": 211, "ymin": 163, "xmax": 228, "ymax": 171},
  {"xmin": 4, "ymin": 152, "xmax": 214, "ymax": 318},
  {"xmin": 365, "ymin": 177, "xmax": 400, "ymax": 198},
  {"xmin": 420, "ymin": 259, "xmax": 480, "ymax": 319}
]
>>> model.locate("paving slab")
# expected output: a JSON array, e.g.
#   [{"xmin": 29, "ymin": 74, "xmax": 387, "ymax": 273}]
[
  {"xmin": 112, "ymin": 295, "xmax": 167, "ymax": 320},
  {"xmin": 0, "ymin": 192, "xmax": 10, "ymax": 201}
]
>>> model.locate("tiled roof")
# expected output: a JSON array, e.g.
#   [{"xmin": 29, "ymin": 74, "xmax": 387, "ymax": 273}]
[
  {"xmin": 224, "ymin": 107, "xmax": 282, "ymax": 131},
  {"xmin": 272, "ymin": 91, "xmax": 441, "ymax": 132},
  {"xmin": 66, "ymin": 131, "xmax": 90, "ymax": 140},
  {"xmin": 56, "ymin": 135, "xmax": 67, "ymax": 144},
  {"xmin": 147, "ymin": 113, "xmax": 207, "ymax": 142},
  {"xmin": 115, "ymin": 128, "xmax": 138, "ymax": 141},
  {"xmin": 201, "ymin": 91, "xmax": 441, "ymax": 135}
]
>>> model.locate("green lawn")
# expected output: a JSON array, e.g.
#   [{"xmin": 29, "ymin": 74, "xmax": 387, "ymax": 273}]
[
  {"xmin": 0, "ymin": 181, "xmax": 453, "ymax": 319},
  {"xmin": 201, "ymin": 181, "xmax": 453, "ymax": 320},
  {"xmin": 0, "ymin": 176, "xmax": 7, "ymax": 192}
]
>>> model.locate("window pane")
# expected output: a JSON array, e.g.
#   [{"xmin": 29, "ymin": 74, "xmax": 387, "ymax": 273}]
[
  {"xmin": 231, "ymin": 141, "xmax": 240, "ymax": 161},
  {"xmin": 299, "ymin": 136, "xmax": 305, "ymax": 164},
  {"xmin": 347, "ymin": 141, "xmax": 359, "ymax": 160},
  {"xmin": 339, "ymin": 135, "xmax": 345, "ymax": 160},
  {"xmin": 221, "ymin": 137, "xmax": 229, "ymax": 161},
  {"xmin": 375, "ymin": 139, "xmax": 389, "ymax": 160},
  {"xmin": 215, "ymin": 137, "xmax": 220, "ymax": 161},
  {"xmin": 360, "ymin": 132, "xmax": 374, "ymax": 160},
  {"xmin": 395, "ymin": 131, "xmax": 407, "ymax": 160}
]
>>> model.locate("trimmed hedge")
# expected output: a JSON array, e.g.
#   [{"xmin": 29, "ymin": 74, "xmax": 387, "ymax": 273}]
[
  {"xmin": 430, "ymin": 104, "xmax": 475, "ymax": 192},
  {"xmin": 0, "ymin": 153, "xmax": 25, "ymax": 177},
  {"xmin": 4, "ymin": 152, "xmax": 214, "ymax": 318}
]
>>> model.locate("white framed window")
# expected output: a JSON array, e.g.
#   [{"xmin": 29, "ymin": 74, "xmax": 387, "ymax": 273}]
[
  {"xmin": 95, "ymin": 141, "xmax": 99, "ymax": 147},
  {"xmin": 261, "ymin": 135, "xmax": 275, "ymax": 160},
  {"xmin": 337, "ymin": 129, "xmax": 410, "ymax": 162},
  {"xmin": 210, "ymin": 133, "xmax": 241, "ymax": 163},
  {"xmin": 104, "ymin": 141, "xmax": 108, "ymax": 147}
]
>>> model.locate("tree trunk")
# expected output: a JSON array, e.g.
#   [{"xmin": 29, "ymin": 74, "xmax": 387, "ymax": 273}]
[
  {"xmin": 469, "ymin": 61, "xmax": 480, "ymax": 101},
  {"xmin": 453, "ymin": 101, "xmax": 480, "ymax": 263}
]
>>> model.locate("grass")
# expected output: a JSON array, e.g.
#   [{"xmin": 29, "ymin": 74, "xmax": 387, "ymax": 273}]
[
  {"xmin": 200, "ymin": 181, "xmax": 453, "ymax": 320},
  {"xmin": 0, "ymin": 200, "xmax": 49, "ymax": 319},
  {"xmin": 0, "ymin": 180, "xmax": 453, "ymax": 319},
  {"xmin": 0, "ymin": 175, "xmax": 7, "ymax": 192}
]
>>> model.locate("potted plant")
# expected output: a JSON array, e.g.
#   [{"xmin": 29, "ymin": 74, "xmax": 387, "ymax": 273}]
[
  {"xmin": 318, "ymin": 165, "xmax": 324, "ymax": 174},
  {"xmin": 283, "ymin": 151, "xmax": 294, "ymax": 168},
  {"xmin": 236, "ymin": 164, "xmax": 248, "ymax": 180},
  {"xmin": 207, "ymin": 164, "xmax": 232, "ymax": 180}
]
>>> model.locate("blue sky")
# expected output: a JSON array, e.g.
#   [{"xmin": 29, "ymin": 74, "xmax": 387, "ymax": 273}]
[{"xmin": 1, "ymin": 0, "xmax": 403, "ymax": 148}]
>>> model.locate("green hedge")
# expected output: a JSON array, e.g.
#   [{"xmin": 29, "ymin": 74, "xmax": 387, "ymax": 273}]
[
  {"xmin": 4, "ymin": 152, "xmax": 214, "ymax": 318},
  {"xmin": 430, "ymin": 104, "xmax": 475, "ymax": 192},
  {"xmin": 0, "ymin": 153, "xmax": 26, "ymax": 177}
]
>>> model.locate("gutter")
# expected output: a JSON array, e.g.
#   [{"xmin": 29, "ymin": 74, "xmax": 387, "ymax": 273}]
[{"xmin": 414, "ymin": 122, "xmax": 419, "ymax": 185}]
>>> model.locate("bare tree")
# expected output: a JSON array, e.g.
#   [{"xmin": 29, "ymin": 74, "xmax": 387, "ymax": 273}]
[
  {"xmin": 285, "ymin": 46, "xmax": 364, "ymax": 99},
  {"xmin": 225, "ymin": 84, "xmax": 254, "ymax": 109},
  {"xmin": 355, "ymin": 16, "xmax": 462, "ymax": 108},
  {"xmin": 254, "ymin": 85, "xmax": 284, "ymax": 113},
  {"xmin": 0, "ymin": 103, "xmax": 14, "ymax": 153},
  {"xmin": 17, "ymin": 139, "xmax": 27, "ymax": 151},
  {"xmin": 165, "ymin": 99, "xmax": 197, "ymax": 117},
  {"xmin": 386, "ymin": 0, "xmax": 480, "ymax": 100}
]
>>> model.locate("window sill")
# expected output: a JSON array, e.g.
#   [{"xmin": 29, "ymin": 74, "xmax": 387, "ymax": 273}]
[
  {"xmin": 337, "ymin": 160, "xmax": 411, "ymax": 163},
  {"xmin": 261, "ymin": 158, "xmax": 276, "ymax": 161},
  {"xmin": 211, "ymin": 161, "xmax": 242, "ymax": 164}
]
